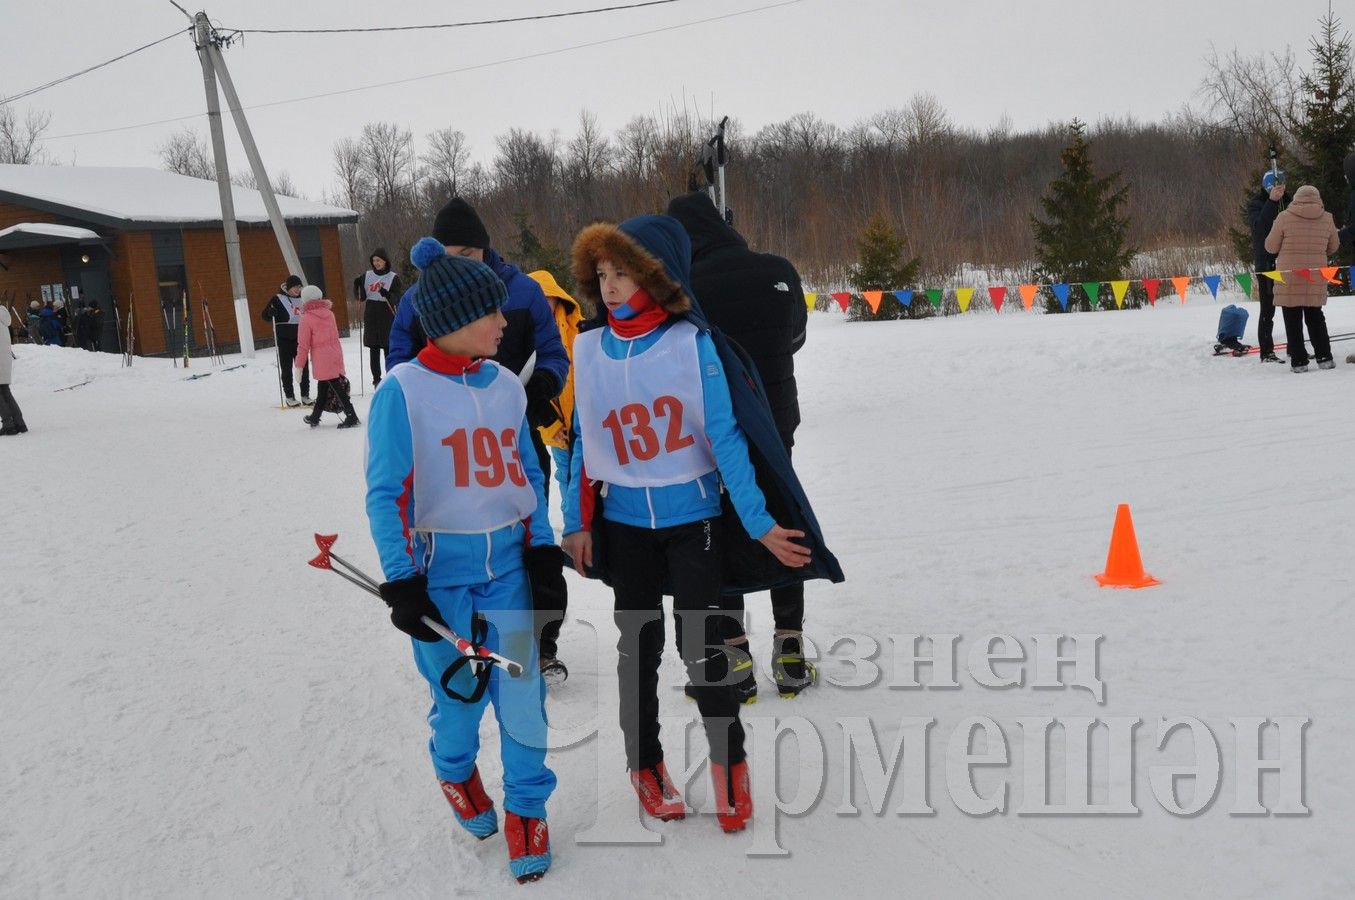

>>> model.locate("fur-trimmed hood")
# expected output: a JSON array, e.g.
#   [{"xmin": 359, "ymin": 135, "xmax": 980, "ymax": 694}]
[{"xmin": 571, "ymin": 215, "xmax": 694, "ymax": 317}]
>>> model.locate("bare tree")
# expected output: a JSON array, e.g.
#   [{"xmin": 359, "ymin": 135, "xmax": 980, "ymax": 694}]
[
  {"xmin": 422, "ymin": 127, "xmax": 471, "ymax": 198},
  {"xmin": 360, "ymin": 121, "xmax": 416, "ymax": 208},
  {"xmin": 0, "ymin": 102, "xmax": 53, "ymax": 165},
  {"xmin": 332, "ymin": 137, "xmax": 369, "ymax": 210},
  {"xmin": 1199, "ymin": 46, "xmax": 1301, "ymax": 143},
  {"xmin": 494, "ymin": 127, "xmax": 558, "ymax": 197},
  {"xmin": 231, "ymin": 167, "xmax": 302, "ymax": 197},
  {"xmin": 157, "ymin": 127, "xmax": 215, "ymax": 179}
]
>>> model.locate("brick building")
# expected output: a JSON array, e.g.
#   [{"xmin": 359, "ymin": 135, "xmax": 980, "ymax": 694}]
[{"xmin": 0, "ymin": 164, "xmax": 358, "ymax": 356}]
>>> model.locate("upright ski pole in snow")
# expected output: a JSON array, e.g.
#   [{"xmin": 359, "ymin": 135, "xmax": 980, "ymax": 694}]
[
  {"xmin": 307, "ymin": 533, "xmax": 524, "ymax": 677},
  {"xmin": 271, "ymin": 318, "xmax": 285, "ymax": 408},
  {"xmin": 182, "ymin": 291, "xmax": 191, "ymax": 369}
]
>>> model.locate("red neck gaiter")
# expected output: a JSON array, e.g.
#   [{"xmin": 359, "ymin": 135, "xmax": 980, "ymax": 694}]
[
  {"xmin": 607, "ymin": 287, "xmax": 669, "ymax": 338},
  {"xmin": 417, "ymin": 343, "xmax": 484, "ymax": 375}
]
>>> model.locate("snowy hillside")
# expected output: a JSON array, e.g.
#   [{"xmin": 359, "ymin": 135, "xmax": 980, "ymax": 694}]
[{"xmin": 4, "ymin": 297, "xmax": 1353, "ymax": 898}]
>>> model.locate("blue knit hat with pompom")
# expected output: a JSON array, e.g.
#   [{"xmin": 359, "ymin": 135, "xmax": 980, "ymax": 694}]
[{"xmin": 408, "ymin": 237, "xmax": 507, "ymax": 338}]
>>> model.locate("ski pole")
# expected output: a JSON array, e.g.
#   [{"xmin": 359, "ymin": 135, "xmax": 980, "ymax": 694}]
[
  {"xmin": 307, "ymin": 533, "xmax": 525, "ymax": 678},
  {"xmin": 271, "ymin": 318, "xmax": 285, "ymax": 408}
]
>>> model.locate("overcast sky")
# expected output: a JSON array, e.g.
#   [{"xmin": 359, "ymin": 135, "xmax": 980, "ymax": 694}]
[{"xmin": 1, "ymin": 0, "xmax": 1342, "ymax": 202}]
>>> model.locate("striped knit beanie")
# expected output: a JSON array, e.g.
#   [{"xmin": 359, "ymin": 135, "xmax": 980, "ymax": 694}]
[{"xmin": 408, "ymin": 237, "xmax": 506, "ymax": 338}]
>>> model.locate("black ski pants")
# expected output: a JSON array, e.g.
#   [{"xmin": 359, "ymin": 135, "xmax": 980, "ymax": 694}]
[
  {"xmin": 275, "ymin": 329, "xmax": 310, "ymax": 399},
  {"xmin": 0, "ymin": 384, "xmax": 25, "ymax": 432},
  {"xmin": 1281, "ymin": 305, "xmax": 1331, "ymax": 366},
  {"xmin": 311, "ymin": 378, "xmax": 356, "ymax": 419},
  {"xmin": 607, "ymin": 517, "xmax": 745, "ymax": 770},
  {"xmin": 369, "ymin": 347, "xmax": 384, "ymax": 385},
  {"xmin": 1257, "ymin": 275, "xmax": 1277, "ymax": 357}
]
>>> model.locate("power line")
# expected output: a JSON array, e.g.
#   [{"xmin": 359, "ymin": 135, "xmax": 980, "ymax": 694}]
[
  {"xmin": 0, "ymin": 28, "xmax": 191, "ymax": 107},
  {"xmin": 43, "ymin": 1, "xmax": 803, "ymax": 142},
  {"xmin": 221, "ymin": 0, "xmax": 682, "ymax": 35}
]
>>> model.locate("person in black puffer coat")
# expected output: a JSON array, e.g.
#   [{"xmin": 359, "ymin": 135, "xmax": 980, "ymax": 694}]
[
  {"xmin": 1246, "ymin": 170, "xmax": 1291, "ymax": 363},
  {"xmin": 358, "ymin": 248, "xmax": 403, "ymax": 387},
  {"xmin": 666, "ymin": 191, "xmax": 814, "ymax": 702}
]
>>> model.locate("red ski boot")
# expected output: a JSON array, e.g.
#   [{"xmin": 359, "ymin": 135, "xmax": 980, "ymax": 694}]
[
  {"xmin": 504, "ymin": 812, "xmax": 552, "ymax": 883},
  {"xmin": 439, "ymin": 767, "xmax": 498, "ymax": 840},
  {"xmin": 629, "ymin": 762, "xmax": 686, "ymax": 821},
  {"xmin": 710, "ymin": 760, "xmax": 752, "ymax": 833}
]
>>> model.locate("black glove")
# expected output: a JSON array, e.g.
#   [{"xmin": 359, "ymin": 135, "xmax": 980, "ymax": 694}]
[
  {"xmin": 378, "ymin": 286, "xmax": 390, "ymax": 297},
  {"xmin": 379, "ymin": 574, "xmax": 446, "ymax": 643},
  {"xmin": 524, "ymin": 544, "xmax": 569, "ymax": 614},
  {"xmin": 524, "ymin": 370, "xmax": 560, "ymax": 427}
]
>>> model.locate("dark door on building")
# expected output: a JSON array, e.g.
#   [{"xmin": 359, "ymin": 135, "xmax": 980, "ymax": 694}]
[
  {"xmin": 59, "ymin": 243, "xmax": 118, "ymax": 353},
  {"xmin": 158, "ymin": 264, "xmax": 194, "ymax": 359}
]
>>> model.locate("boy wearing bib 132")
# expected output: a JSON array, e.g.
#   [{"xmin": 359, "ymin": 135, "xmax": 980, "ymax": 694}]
[{"xmin": 562, "ymin": 215, "xmax": 811, "ymax": 834}]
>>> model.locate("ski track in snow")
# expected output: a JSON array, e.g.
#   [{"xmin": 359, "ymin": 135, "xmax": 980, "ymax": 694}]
[{"xmin": 3, "ymin": 298, "xmax": 1353, "ymax": 898}]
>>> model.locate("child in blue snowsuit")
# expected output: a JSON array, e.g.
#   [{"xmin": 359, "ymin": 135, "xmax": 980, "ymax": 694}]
[
  {"xmin": 561, "ymin": 215, "xmax": 811, "ymax": 834},
  {"xmin": 365, "ymin": 240, "xmax": 556, "ymax": 884}
]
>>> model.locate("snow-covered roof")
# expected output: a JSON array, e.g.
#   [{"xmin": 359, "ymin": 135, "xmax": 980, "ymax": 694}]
[
  {"xmin": 0, "ymin": 165, "xmax": 358, "ymax": 228},
  {"xmin": 0, "ymin": 222, "xmax": 102, "ymax": 242}
]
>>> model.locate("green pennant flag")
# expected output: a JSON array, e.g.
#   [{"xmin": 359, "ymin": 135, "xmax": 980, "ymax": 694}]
[
  {"xmin": 1234, "ymin": 272, "xmax": 1253, "ymax": 297},
  {"xmin": 1081, "ymin": 281, "xmax": 1101, "ymax": 308},
  {"xmin": 926, "ymin": 289, "xmax": 943, "ymax": 309}
]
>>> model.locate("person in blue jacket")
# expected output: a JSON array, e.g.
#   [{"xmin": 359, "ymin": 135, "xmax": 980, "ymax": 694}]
[
  {"xmin": 561, "ymin": 215, "xmax": 811, "ymax": 835},
  {"xmin": 365, "ymin": 239, "xmax": 556, "ymax": 884}
]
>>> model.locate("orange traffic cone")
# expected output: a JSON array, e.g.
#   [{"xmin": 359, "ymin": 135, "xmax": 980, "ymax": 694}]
[{"xmin": 1094, "ymin": 504, "xmax": 1160, "ymax": 588}]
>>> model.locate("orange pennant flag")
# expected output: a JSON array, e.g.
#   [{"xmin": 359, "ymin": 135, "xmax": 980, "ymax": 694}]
[
  {"xmin": 1018, "ymin": 283, "xmax": 1039, "ymax": 310},
  {"xmin": 955, "ymin": 287, "xmax": 975, "ymax": 313},
  {"xmin": 862, "ymin": 291, "xmax": 883, "ymax": 313},
  {"xmin": 1320, "ymin": 266, "xmax": 1341, "ymax": 284},
  {"xmin": 1171, "ymin": 276, "xmax": 1191, "ymax": 304}
]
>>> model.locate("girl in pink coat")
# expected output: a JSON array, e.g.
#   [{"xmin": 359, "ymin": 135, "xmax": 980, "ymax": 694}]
[{"xmin": 294, "ymin": 285, "xmax": 360, "ymax": 428}]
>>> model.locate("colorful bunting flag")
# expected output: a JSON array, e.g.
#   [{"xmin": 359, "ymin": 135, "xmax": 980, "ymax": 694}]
[
  {"xmin": 1110, "ymin": 280, "xmax": 1129, "ymax": 309},
  {"xmin": 1018, "ymin": 283, "xmax": 1038, "ymax": 310},
  {"xmin": 1234, "ymin": 273, "xmax": 1253, "ymax": 297},
  {"xmin": 1143, "ymin": 278, "xmax": 1161, "ymax": 305},
  {"xmin": 862, "ymin": 290, "xmax": 883, "ymax": 313},
  {"xmin": 1262, "ymin": 270, "xmax": 1284, "ymax": 283},
  {"xmin": 1052, "ymin": 283, "xmax": 1070, "ymax": 311},
  {"xmin": 831, "ymin": 292, "xmax": 851, "ymax": 312},
  {"xmin": 1203, "ymin": 274, "xmax": 1221, "ymax": 298},
  {"xmin": 1171, "ymin": 276, "xmax": 1191, "ymax": 304},
  {"xmin": 926, "ymin": 289, "xmax": 943, "ymax": 309},
  {"xmin": 804, "ymin": 292, "xmax": 817, "ymax": 311},
  {"xmin": 955, "ymin": 287, "xmax": 974, "ymax": 313},
  {"xmin": 894, "ymin": 289, "xmax": 913, "ymax": 307},
  {"xmin": 1294, "ymin": 268, "xmax": 1314, "ymax": 283},
  {"xmin": 1320, "ymin": 266, "xmax": 1340, "ymax": 284},
  {"xmin": 988, "ymin": 285, "xmax": 1007, "ymax": 313},
  {"xmin": 1081, "ymin": 281, "xmax": 1100, "ymax": 308}
]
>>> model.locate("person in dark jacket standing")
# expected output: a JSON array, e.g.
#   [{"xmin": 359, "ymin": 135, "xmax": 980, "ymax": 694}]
[
  {"xmin": 261, "ymin": 274, "xmax": 311, "ymax": 407},
  {"xmin": 1246, "ymin": 170, "xmax": 1290, "ymax": 363},
  {"xmin": 666, "ymin": 190, "xmax": 813, "ymax": 702},
  {"xmin": 359, "ymin": 249, "xmax": 402, "ymax": 387}
]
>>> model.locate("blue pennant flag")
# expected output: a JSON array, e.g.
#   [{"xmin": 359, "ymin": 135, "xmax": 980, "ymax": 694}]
[
  {"xmin": 893, "ymin": 289, "xmax": 913, "ymax": 307},
  {"xmin": 1052, "ymin": 283, "xmax": 1070, "ymax": 311},
  {"xmin": 1204, "ymin": 274, "xmax": 1222, "ymax": 298}
]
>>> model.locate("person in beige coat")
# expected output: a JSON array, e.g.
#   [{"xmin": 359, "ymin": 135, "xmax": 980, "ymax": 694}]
[
  {"xmin": 1264, "ymin": 184, "xmax": 1341, "ymax": 372},
  {"xmin": 0, "ymin": 306, "xmax": 28, "ymax": 435}
]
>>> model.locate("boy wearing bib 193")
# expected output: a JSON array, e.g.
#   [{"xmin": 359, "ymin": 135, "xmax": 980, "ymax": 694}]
[
  {"xmin": 562, "ymin": 215, "xmax": 812, "ymax": 834},
  {"xmin": 365, "ymin": 239, "xmax": 556, "ymax": 884}
]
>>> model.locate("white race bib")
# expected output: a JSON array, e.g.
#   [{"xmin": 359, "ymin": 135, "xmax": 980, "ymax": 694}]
[
  {"xmin": 365, "ymin": 271, "xmax": 396, "ymax": 302},
  {"xmin": 391, "ymin": 362, "xmax": 537, "ymax": 534},
  {"xmin": 574, "ymin": 320, "xmax": 715, "ymax": 488}
]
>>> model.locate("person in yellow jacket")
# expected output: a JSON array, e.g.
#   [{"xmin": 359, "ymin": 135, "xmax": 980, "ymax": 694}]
[{"xmin": 526, "ymin": 269, "xmax": 582, "ymax": 685}]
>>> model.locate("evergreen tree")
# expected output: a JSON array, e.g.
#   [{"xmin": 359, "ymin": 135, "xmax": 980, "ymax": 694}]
[
  {"xmin": 1288, "ymin": 9, "xmax": 1355, "ymax": 282},
  {"xmin": 847, "ymin": 211, "xmax": 923, "ymax": 320},
  {"xmin": 513, "ymin": 212, "xmax": 572, "ymax": 291},
  {"xmin": 1031, "ymin": 119, "xmax": 1137, "ymax": 312}
]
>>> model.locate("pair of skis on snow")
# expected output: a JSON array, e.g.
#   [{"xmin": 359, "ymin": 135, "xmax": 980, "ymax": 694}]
[{"xmin": 1213, "ymin": 331, "xmax": 1355, "ymax": 357}]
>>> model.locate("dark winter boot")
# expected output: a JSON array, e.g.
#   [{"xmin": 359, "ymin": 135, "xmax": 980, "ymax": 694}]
[
  {"xmin": 439, "ymin": 768, "xmax": 498, "ymax": 839},
  {"xmin": 504, "ymin": 812, "xmax": 551, "ymax": 883},
  {"xmin": 337, "ymin": 414, "xmax": 361, "ymax": 429},
  {"xmin": 302, "ymin": 412, "xmax": 320, "ymax": 427},
  {"xmin": 710, "ymin": 760, "xmax": 752, "ymax": 833},
  {"xmin": 629, "ymin": 761, "xmax": 686, "ymax": 821},
  {"xmin": 684, "ymin": 645, "xmax": 757, "ymax": 705},
  {"xmin": 1260, "ymin": 353, "xmax": 1285, "ymax": 364},
  {"xmin": 772, "ymin": 635, "xmax": 818, "ymax": 699}
]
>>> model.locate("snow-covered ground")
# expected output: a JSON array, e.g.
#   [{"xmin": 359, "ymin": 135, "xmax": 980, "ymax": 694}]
[{"xmin": 4, "ymin": 296, "xmax": 1353, "ymax": 898}]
